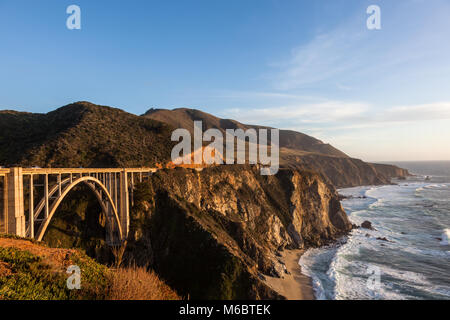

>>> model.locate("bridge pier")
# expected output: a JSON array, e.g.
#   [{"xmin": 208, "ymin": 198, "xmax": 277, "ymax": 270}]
[
  {"xmin": 119, "ymin": 170, "xmax": 130, "ymax": 239},
  {"xmin": 6, "ymin": 167, "xmax": 26, "ymax": 237}
]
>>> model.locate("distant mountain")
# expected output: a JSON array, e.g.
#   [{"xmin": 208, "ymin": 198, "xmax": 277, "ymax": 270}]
[
  {"xmin": 144, "ymin": 108, "xmax": 409, "ymax": 187},
  {"xmin": 0, "ymin": 102, "xmax": 175, "ymax": 167}
]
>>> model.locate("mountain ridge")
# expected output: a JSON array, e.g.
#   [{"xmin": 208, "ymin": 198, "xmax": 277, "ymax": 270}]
[
  {"xmin": 0, "ymin": 101, "xmax": 409, "ymax": 187},
  {"xmin": 143, "ymin": 107, "xmax": 409, "ymax": 187}
]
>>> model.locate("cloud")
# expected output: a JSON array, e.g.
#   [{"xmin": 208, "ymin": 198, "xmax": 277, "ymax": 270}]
[
  {"xmin": 274, "ymin": 29, "xmax": 368, "ymax": 90},
  {"xmin": 383, "ymin": 103, "xmax": 450, "ymax": 122},
  {"xmin": 217, "ymin": 1, "xmax": 450, "ymax": 160},
  {"xmin": 211, "ymin": 90, "xmax": 322, "ymax": 101},
  {"xmin": 221, "ymin": 100, "xmax": 369, "ymax": 126},
  {"xmin": 271, "ymin": 1, "xmax": 450, "ymax": 93},
  {"xmin": 220, "ymin": 101, "xmax": 450, "ymax": 130}
]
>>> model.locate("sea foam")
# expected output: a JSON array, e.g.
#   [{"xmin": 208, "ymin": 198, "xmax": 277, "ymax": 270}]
[{"xmin": 440, "ymin": 229, "xmax": 450, "ymax": 246}]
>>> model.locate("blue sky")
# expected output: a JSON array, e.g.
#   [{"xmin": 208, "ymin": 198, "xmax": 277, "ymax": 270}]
[{"xmin": 1, "ymin": 0, "xmax": 450, "ymax": 161}]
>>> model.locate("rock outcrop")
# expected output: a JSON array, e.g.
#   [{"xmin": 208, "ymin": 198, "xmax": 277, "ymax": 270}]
[
  {"xmin": 126, "ymin": 165, "xmax": 352, "ymax": 299},
  {"xmin": 361, "ymin": 221, "xmax": 375, "ymax": 230},
  {"xmin": 281, "ymin": 151, "xmax": 409, "ymax": 188}
]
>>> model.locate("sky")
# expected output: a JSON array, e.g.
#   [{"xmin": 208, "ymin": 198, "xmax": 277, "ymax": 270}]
[{"xmin": 1, "ymin": 0, "xmax": 450, "ymax": 161}]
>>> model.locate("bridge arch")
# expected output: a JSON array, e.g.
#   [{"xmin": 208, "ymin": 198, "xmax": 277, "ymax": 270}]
[{"xmin": 35, "ymin": 176, "xmax": 123, "ymax": 242}]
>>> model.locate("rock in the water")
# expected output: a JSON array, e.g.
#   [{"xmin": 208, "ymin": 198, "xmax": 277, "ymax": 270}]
[
  {"xmin": 361, "ymin": 221, "xmax": 374, "ymax": 230},
  {"xmin": 376, "ymin": 237, "xmax": 389, "ymax": 242}
]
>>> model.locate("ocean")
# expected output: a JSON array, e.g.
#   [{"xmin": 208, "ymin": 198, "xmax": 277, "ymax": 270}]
[{"xmin": 299, "ymin": 161, "xmax": 450, "ymax": 300}]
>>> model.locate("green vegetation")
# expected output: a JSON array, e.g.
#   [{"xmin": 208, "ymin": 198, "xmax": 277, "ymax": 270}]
[
  {"xmin": 0, "ymin": 101, "xmax": 176, "ymax": 167},
  {"xmin": 0, "ymin": 244, "xmax": 108, "ymax": 300},
  {"xmin": 0, "ymin": 235, "xmax": 179, "ymax": 300}
]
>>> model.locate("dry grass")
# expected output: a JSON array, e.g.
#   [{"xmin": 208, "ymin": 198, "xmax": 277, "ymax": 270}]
[
  {"xmin": 0, "ymin": 237, "xmax": 77, "ymax": 271},
  {"xmin": 106, "ymin": 265, "xmax": 180, "ymax": 300},
  {"xmin": 110, "ymin": 240, "xmax": 127, "ymax": 268}
]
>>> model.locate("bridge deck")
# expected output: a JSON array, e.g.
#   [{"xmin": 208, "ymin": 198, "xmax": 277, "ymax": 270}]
[{"xmin": 20, "ymin": 167, "xmax": 158, "ymax": 175}]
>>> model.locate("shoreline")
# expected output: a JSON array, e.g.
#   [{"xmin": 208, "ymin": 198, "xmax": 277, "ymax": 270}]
[{"xmin": 264, "ymin": 249, "xmax": 315, "ymax": 300}]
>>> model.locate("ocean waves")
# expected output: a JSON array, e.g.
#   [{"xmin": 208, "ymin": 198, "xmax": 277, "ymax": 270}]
[{"xmin": 300, "ymin": 177, "xmax": 450, "ymax": 300}]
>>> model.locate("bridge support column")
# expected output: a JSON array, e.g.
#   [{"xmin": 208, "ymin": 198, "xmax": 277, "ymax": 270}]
[
  {"xmin": 1, "ymin": 176, "xmax": 8, "ymax": 234},
  {"xmin": 29, "ymin": 174, "xmax": 34, "ymax": 238},
  {"xmin": 119, "ymin": 170, "xmax": 129, "ymax": 240},
  {"xmin": 7, "ymin": 167, "xmax": 26, "ymax": 237}
]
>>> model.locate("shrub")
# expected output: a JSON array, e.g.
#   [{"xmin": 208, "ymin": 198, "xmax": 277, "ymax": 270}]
[{"xmin": 106, "ymin": 265, "xmax": 179, "ymax": 300}]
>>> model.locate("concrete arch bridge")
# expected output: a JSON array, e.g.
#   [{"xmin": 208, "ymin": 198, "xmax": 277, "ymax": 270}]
[{"xmin": 0, "ymin": 167, "xmax": 158, "ymax": 245}]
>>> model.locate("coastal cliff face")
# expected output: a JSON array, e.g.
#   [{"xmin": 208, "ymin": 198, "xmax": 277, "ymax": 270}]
[
  {"xmin": 126, "ymin": 165, "xmax": 352, "ymax": 299},
  {"xmin": 281, "ymin": 151, "xmax": 409, "ymax": 188},
  {"xmin": 371, "ymin": 163, "xmax": 410, "ymax": 181}
]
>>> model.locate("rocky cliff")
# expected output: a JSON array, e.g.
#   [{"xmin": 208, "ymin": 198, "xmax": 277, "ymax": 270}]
[
  {"xmin": 281, "ymin": 150, "xmax": 410, "ymax": 188},
  {"xmin": 371, "ymin": 163, "xmax": 410, "ymax": 181},
  {"xmin": 126, "ymin": 165, "xmax": 352, "ymax": 299}
]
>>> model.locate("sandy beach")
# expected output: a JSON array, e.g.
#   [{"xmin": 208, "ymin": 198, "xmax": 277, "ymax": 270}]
[{"xmin": 264, "ymin": 249, "xmax": 315, "ymax": 300}]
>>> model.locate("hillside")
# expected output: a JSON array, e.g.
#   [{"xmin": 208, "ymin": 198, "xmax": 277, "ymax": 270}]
[
  {"xmin": 144, "ymin": 107, "xmax": 348, "ymax": 157},
  {"xmin": 0, "ymin": 235, "xmax": 179, "ymax": 300},
  {"xmin": 144, "ymin": 108, "xmax": 409, "ymax": 187},
  {"xmin": 0, "ymin": 102, "xmax": 175, "ymax": 168}
]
